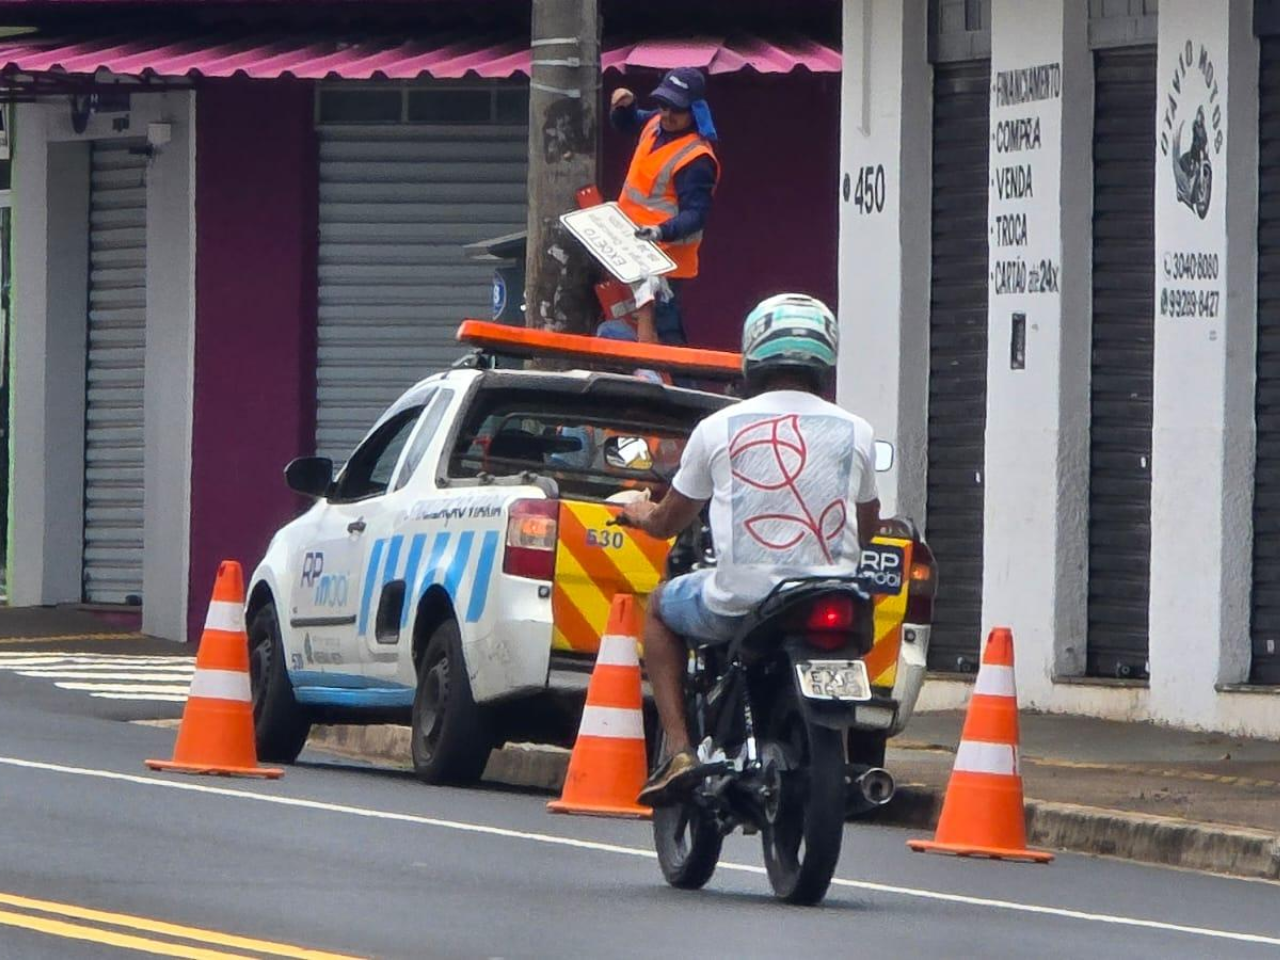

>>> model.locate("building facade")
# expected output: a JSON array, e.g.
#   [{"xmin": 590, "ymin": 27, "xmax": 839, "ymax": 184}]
[
  {"xmin": 1, "ymin": 2, "xmax": 842, "ymax": 643},
  {"xmin": 840, "ymin": 0, "xmax": 1280, "ymax": 736}
]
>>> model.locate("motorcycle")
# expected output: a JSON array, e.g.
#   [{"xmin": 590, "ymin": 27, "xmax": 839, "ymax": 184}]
[
  {"xmin": 606, "ymin": 437, "xmax": 932, "ymax": 905},
  {"xmin": 650, "ymin": 571, "xmax": 881, "ymax": 905}
]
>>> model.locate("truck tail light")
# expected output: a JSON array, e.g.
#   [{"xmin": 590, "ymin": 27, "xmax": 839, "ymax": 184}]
[
  {"xmin": 905, "ymin": 541, "xmax": 937, "ymax": 624},
  {"xmin": 504, "ymin": 499, "xmax": 558, "ymax": 581}
]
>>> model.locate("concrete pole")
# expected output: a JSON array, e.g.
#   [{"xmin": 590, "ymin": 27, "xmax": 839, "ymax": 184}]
[{"xmin": 524, "ymin": 0, "xmax": 600, "ymax": 335}]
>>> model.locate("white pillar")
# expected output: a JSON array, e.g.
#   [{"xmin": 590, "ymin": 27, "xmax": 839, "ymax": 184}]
[
  {"xmin": 10, "ymin": 105, "xmax": 90, "ymax": 605},
  {"xmin": 141, "ymin": 91, "xmax": 196, "ymax": 643},
  {"xmin": 983, "ymin": 0, "xmax": 1092, "ymax": 703},
  {"xmin": 837, "ymin": 0, "xmax": 931, "ymax": 522},
  {"xmin": 1148, "ymin": 3, "xmax": 1258, "ymax": 723}
]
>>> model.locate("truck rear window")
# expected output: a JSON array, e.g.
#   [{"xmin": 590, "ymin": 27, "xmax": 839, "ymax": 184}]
[{"xmin": 447, "ymin": 388, "xmax": 698, "ymax": 499}]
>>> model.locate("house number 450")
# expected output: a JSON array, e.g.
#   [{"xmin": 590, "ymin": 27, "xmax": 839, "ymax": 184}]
[{"xmin": 845, "ymin": 164, "xmax": 887, "ymax": 215}]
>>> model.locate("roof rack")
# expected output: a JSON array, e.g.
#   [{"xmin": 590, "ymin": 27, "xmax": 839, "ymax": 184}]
[{"xmin": 455, "ymin": 320, "xmax": 743, "ymax": 382}]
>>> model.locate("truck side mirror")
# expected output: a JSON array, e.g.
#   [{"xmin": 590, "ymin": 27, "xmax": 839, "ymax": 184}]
[{"xmin": 285, "ymin": 457, "xmax": 333, "ymax": 499}]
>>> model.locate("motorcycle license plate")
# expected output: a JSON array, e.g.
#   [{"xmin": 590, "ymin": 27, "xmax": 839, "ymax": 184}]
[{"xmin": 795, "ymin": 660, "xmax": 871, "ymax": 702}]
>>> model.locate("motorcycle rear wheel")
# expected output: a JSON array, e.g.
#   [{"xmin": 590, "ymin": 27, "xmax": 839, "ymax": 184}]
[
  {"xmin": 760, "ymin": 706, "xmax": 846, "ymax": 905},
  {"xmin": 652, "ymin": 734, "xmax": 723, "ymax": 889}
]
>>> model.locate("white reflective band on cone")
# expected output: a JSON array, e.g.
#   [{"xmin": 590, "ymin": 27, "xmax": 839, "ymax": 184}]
[
  {"xmin": 595, "ymin": 634, "xmax": 639, "ymax": 667},
  {"xmin": 204, "ymin": 601, "xmax": 244, "ymax": 635},
  {"xmin": 577, "ymin": 705, "xmax": 645, "ymax": 739},
  {"xmin": 954, "ymin": 740, "xmax": 1019, "ymax": 777},
  {"xmin": 187, "ymin": 669, "xmax": 252, "ymax": 703},
  {"xmin": 973, "ymin": 664, "xmax": 1017, "ymax": 698}
]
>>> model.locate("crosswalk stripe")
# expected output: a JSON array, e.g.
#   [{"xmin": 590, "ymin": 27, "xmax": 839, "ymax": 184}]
[
  {"xmin": 0, "ymin": 650, "xmax": 200, "ymax": 705},
  {"xmin": 16, "ymin": 672, "xmax": 196, "ymax": 681},
  {"xmin": 0, "ymin": 659, "xmax": 195, "ymax": 668},
  {"xmin": 54, "ymin": 683, "xmax": 193, "ymax": 695}
]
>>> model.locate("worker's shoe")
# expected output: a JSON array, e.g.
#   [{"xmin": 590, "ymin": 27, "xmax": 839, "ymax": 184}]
[{"xmin": 638, "ymin": 749, "xmax": 704, "ymax": 807}]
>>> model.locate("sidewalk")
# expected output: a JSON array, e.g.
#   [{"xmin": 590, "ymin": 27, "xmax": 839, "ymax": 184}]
[
  {"xmin": 892, "ymin": 711, "xmax": 1280, "ymax": 836},
  {"xmin": 310, "ymin": 710, "xmax": 1280, "ymax": 880}
]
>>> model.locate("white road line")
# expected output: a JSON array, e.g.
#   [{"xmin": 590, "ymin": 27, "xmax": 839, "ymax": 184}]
[
  {"xmin": 85, "ymin": 694, "xmax": 189, "ymax": 703},
  {"xmin": 0, "ymin": 755, "xmax": 1274, "ymax": 949}
]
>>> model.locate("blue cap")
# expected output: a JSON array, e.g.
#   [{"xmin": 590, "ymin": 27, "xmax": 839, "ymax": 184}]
[{"xmin": 651, "ymin": 67, "xmax": 706, "ymax": 110}]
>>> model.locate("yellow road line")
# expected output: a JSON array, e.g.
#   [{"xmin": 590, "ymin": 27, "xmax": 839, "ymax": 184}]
[
  {"xmin": 0, "ymin": 893, "xmax": 365, "ymax": 959},
  {"xmin": 0, "ymin": 907, "xmax": 258, "ymax": 959},
  {"xmin": 0, "ymin": 633, "xmax": 145, "ymax": 644}
]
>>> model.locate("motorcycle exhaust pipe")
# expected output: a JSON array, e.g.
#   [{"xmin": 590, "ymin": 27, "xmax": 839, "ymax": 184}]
[{"xmin": 855, "ymin": 767, "xmax": 896, "ymax": 807}]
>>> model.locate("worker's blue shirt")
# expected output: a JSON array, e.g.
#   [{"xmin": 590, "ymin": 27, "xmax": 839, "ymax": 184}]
[{"xmin": 611, "ymin": 104, "xmax": 717, "ymax": 242}]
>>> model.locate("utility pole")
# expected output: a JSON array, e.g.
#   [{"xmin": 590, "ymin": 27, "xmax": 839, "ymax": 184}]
[{"xmin": 524, "ymin": 0, "xmax": 600, "ymax": 335}]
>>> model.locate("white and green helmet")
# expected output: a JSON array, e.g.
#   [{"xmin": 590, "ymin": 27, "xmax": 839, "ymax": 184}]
[{"xmin": 741, "ymin": 293, "xmax": 839, "ymax": 381}]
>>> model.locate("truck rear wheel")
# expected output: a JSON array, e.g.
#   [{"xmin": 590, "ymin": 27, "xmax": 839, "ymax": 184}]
[{"xmin": 411, "ymin": 619, "xmax": 493, "ymax": 785}]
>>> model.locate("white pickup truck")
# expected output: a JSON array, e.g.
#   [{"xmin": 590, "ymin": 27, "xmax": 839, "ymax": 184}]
[{"xmin": 246, "ymin": 336, "xmax": 936, "ymax": 785}]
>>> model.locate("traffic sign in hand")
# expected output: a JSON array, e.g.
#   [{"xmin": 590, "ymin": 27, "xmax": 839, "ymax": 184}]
[{"xmin": 611, "ymin": 88, "xmax": 635, "ymax": 110}]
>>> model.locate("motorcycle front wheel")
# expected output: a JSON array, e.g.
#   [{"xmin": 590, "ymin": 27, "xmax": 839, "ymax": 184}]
[
  {"xmin": 652, "ymin": 734, "xmax": 723, "ymax": 889},
  {"xmin": 760, "ymin": 702, "xmax": 846, "ymax": 905}
]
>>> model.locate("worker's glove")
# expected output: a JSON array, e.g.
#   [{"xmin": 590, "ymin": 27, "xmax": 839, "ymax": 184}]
[{"xmin": 634, "ymin": 225, "xmax": 664, "ymax": 243}]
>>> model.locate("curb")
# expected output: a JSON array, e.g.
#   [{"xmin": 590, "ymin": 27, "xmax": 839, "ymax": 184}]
[
  {"xmin": 308, "ymin": 725, "xmax": 572, "ymax": 792},
  {"xmin": 306, "ymin": 725, "xmax": 1280, "ymax": 880}
]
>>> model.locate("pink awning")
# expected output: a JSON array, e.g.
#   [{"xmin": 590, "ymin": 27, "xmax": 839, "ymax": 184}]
[{"xmin": 0, "ymin": 31, "xmax": 840, "ymax": 82}]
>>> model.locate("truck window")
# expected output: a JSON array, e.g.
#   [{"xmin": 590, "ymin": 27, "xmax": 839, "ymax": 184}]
[
  {"xmin": 331, "ymin": 407, "xmax": 423, "ymax": 503},
  {"xmin": 448, "ymin": 390, "xmax": 695, "ymax": 499},
  {"xmin": 394, "ymin": 388, "xmax": 455, "ymax": 491}
]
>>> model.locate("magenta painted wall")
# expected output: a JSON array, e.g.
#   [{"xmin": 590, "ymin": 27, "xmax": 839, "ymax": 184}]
[
  {"xmin": 602, "ymin": 70, "xmax": 841, "ymax": 351},
  {"xmin": 188, "ymin": 79, "xmax": 318, "ymax": 642}
]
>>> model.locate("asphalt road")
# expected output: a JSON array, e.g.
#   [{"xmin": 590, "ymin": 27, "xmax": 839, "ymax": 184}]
[{"xmin": 0, "ymin": 666, "xmax": 1278, "ymax": 959}]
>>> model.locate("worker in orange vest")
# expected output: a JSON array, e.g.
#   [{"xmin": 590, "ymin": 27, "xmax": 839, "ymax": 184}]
[{"xmin": 605, "ymin": 67, "xmax": 721, "ymax": 347}]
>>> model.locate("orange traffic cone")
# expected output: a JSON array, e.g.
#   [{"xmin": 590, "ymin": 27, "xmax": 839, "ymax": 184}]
[
  {"xmin": 146, "ymin": 561, "xmax": 283, "ymax": 779},
  {"xmin": 907, "ymin": 627, "xmax": 1051, "ymax": 862},
  {"xmin": 548, "ymin": 593, "xmax": 651, "ymax": 819}
]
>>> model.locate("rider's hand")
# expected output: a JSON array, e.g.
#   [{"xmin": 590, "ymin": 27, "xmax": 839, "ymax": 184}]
[
  {"xmin": 621, "ymin": 499, "xmax": 658, "ymax": 531},
  {"xmin": 611, "ymin": 88, "xmax": 636, "ymax": 110},
  {"xmin": 634, "ymin": 225, "xmax": 664, "ymax": 243}
]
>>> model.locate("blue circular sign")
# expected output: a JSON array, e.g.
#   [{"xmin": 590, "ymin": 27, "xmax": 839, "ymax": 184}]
[{"xmin": 492, "ymin": 273, "xmax": 507, "ymax": 319}]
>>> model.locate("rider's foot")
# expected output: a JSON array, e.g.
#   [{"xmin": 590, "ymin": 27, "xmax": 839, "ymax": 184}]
[{"xmin": 638, "ymin": 749, "xmax": 703, "ymax": 807}]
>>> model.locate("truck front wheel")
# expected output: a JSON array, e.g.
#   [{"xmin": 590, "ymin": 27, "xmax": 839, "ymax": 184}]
[
  {"xmin": 247, "ymin": 601, "xmax": 312, "ymax": 764},
  {"xmin": 411, "ymin": 619, "xmax": 493, "ymax": 785}
]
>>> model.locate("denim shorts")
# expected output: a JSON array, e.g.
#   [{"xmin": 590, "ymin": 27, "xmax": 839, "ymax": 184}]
[{"xmin": 651, "ymin": 569, "xmax": 746, "ymax": 644}]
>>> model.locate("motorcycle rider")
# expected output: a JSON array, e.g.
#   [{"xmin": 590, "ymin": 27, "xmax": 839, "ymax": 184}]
[{"xmin": 621, "ymin": 294, "xmax": 881, "ymax": 805}]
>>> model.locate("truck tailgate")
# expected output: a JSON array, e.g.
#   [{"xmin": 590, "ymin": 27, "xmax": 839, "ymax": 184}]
[{"xmin": 552, "ymin": 500, "xmax": 671, "ymax": 653}]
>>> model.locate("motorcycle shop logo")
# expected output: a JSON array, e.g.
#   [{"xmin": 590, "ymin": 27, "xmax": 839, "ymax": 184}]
[{"xmin": 1160, "ymin": 40, "xmax": 1223, "ymax": 220}]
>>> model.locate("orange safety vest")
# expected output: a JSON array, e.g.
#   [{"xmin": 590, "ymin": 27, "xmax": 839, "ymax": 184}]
[{"xmin": 617, "ymin": 115, "xmax": 720, "ymax": 280}]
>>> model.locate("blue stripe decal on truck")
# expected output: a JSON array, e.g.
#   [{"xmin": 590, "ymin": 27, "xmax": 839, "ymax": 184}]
[
  {"xmin": 419, "ymin": 532, "xmax": 451, "ymax": 599},
  {"xmin": 357, "ymin": 538, "xmax": 386, "ymax": 638},
  {"xmin": 400, "ymin": 533, "xmax": 428, "ymax": 628},
  {"xmin": 466, "ymin": 531, "xmax": 500, "ymax": 623},
  {"xmin": 443, "ymin": 532, "xmax": 475, "ymax": 601},
  {"xmin": 381, "ymin": 535, "xmax": 405, "ymax": 592}
]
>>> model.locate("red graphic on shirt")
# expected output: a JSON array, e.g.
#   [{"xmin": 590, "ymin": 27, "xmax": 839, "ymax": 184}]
[{"xmin": 728, "ymin": 414, "xmax": 846, "ymax": 563}]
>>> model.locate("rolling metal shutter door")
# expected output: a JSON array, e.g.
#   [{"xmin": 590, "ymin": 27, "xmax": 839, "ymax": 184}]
[
  {"xmin": 926, "ymin": 60, "xmax": 990, "ymax": 673},
  {"xmin": 1088, "ymin": 48, "xmax": 1156, "ymax": 679},
  {"xmin": 1251, "ymin": 39, "xmax": 1280, "ymax": 685},
  {"xmin": 316, "ymin": 122, "xmax": 527, "ymax": 461},
  {"xmin": 83, "ymin": 141, "xmax": 147, "ymax": 604}
]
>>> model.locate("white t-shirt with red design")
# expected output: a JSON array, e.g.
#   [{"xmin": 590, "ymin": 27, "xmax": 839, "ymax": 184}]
[{"xmin": 672, "ymin": 390, "xmax": 878, "ymax": 616}]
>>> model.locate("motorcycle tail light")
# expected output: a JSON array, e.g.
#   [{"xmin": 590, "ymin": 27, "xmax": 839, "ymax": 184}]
[
  {"xmin": 504, "ymin": 499, "xmax": 558, "ymax": 581},
  {"xmin": 805, "ymin": 596, "xmax": 856, "ymax": 632},
  {"xmin": 792, "ymin": 595, "xmax": 859, "ymax": 652}
]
